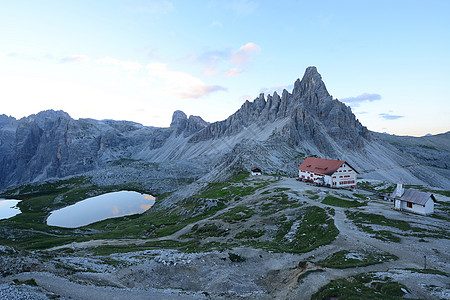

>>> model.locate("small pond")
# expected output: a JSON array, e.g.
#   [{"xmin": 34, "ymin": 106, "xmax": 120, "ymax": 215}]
[
  {"xmin": 46, "ymin": 191, "xmax": 155, "ymax": 228},
  {"xmin": 0, "ymin": 199, "xmax": 22, "ymax": 220}
]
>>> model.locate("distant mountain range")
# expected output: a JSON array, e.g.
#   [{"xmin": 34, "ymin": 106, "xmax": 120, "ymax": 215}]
[{"xmin": 1, "ymin": 67, "xmax": 449, "ymax": 190}]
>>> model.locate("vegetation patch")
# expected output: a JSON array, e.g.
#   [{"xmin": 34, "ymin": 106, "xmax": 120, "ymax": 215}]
[
  {"xmin": 346, "ymin": 210, "xmax": 411, "ymax": 231},
  {"xmin": 215, "ymin": 206, "xmax": 255, "ymax": 223},
  {"xmin": 322, "ymin": 196, "xmax": 366, "ymax": 208},
  {"xmin": 358, "ymin": 181, "xmax": 395, "ymax": 193},
  {"xmin": 13, "ymin": 278, "xmax": 38, "ymax": 287},
  {"xmin": 189, "ymin": 223, "xmax": 229, "ymax": 238},
  {"xmin": 404, "ymin": 268, "xmax": 448, "ymax": 277},
  {"xmin": 251, "ymin": 206, "xmax": 339, "ymax": 253},
  {"xmin": 228, "ymin": 252, "xmax": 246, "ymax": 262},
  {"xmin": 318, "ymin": 250, "xmax": 398, "ymax": 269},
  {"xmin": 312, "ymin": 273, "xmax": 409, "ymax": 300},
  {"xmin": 235, "ymin": 229, "xmax": 265, "ymax": 239},
  {"xmin": 353, "ymin": 193, "xmax": 368, "ymax": 200}
]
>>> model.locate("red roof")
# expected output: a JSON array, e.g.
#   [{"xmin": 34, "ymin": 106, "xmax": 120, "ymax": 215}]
[{"xmin": 297, "ymin": 157, "xmax": 359, "ymax": 175}]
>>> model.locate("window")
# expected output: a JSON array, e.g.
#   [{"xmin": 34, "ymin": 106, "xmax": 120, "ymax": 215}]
[{"xmin": 407, "ymin": 202, "xmax": 413, "ymax": 208}]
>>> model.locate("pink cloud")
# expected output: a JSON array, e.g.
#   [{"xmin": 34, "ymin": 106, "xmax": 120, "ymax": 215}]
[
  {"xmin": 230, "ymin": 42, "xmax": 261, "ymax": 66},
  {"xmin": 225, "ymin": 68, "xmax": 244, "ymax": 77},
  {"xmin": 60, "ymin": 54, "xmax": 89, "ymax": 63},
  {"xmin": 146, "ymin": 63, "xmax": 227, "ymax": 99}
]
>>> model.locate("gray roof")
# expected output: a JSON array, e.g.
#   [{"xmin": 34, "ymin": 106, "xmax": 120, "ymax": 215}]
[{"xmin": 390, "ymin": 187, "xmax": 436, "ymax": 206}]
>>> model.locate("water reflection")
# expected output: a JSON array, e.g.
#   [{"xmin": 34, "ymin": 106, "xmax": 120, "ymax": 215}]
[
  {"xmin": 47, "ymin": 191, "xmax": 155, "ymax": 228},
  {"xmin": 0, "ymin": 199, "xmax": 22, "ymax": 220}
]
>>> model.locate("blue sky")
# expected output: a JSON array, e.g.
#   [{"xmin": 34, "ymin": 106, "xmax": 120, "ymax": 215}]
[{"xmin": 1, "ymin": 0, "xmax": 449, "ymax": 136}]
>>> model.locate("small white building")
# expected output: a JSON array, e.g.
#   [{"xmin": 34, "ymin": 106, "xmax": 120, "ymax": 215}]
[
  {"xmin": 387, "ymin": 180, "xmax": 436, "ymax": 215},
  {"xmin": 251, "ymin": 168, "xmax": 262, "ymax": 176},
  {"xmin": 297, "ymin": 157, "xmax": 358, "ymax": 188}
]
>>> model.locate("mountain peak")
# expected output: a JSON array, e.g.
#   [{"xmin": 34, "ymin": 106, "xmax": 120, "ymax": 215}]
[
  {"xmin": 292, "ymin": 66, "xmax": 329, "ymax": 98},
  {"xmin": 170, "ymin": 110, "xmax": 188, "ymax": 128},
  {"xmin": 170, "ymin": 110, "xmax": 208, "ymax": 136}
]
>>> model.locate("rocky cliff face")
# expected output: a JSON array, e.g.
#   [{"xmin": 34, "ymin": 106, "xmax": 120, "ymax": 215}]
[
  {"xmin": 189, "ymin": 67, "xmax": 370, "ymax": 156},
  {"xmin": 170, "ymin": 110, "xmax": 209, "ymax": 137}
]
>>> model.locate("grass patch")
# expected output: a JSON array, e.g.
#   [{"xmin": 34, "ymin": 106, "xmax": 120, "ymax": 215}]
[
  {"xmin": 322, "ymin": 196, "xmax": 366, "ymax": 208},
  {"xmin": 188, "ymin": 223, "xmax": 229, "ymax": 238},
  {"xmin": 251, "ymin": 206, "xmax": 339, "ymax": 253},
  {"xmin": 215, "ymin": 206, "xmax": 255, "ymax": 223},
  {"xmin": 318, "ymin": 250, "xmax": 398, "ymax": 268},
  {"xmin": 404, "ymin": 268, "xmax": 448, "ymax": 276},
  {"xmin": 312, "ymin": 273, "xmax": 409, "ymax": 300},
  {"xmin": 228, "ymin": 252, "xmax": 246, "ymax": 262},
  {"xmin": 346, "ymin": 211, "xmax": 411, "ymax": 231},
  {"xmin": 235, "ymin": 229, "xmax": 264, "ymax": 239},
  {"xmin": 13, "ymin": 278, "xmax": 38, "ymax": 287}
]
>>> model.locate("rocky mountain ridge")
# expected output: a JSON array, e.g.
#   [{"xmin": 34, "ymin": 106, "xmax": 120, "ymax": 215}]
[{"xmin": 1, "ymin": 67, "xmax": 449, "ymax": 190}]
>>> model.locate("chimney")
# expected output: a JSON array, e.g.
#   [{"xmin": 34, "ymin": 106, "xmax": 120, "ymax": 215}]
[{"xmin": 395, "ymin": 179, "xmax": 404, "ymax": 197}]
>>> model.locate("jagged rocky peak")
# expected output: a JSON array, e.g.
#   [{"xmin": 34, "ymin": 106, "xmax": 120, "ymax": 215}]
[
  {"xmin": 170, "ymin": 110, "xmax": 188, "ymax": 128},
  {"xmin": 21, "ymin": 109, "xmax": 72, "ymax": 128},
  {"xmin": 189, "ymin": 66, "xmax": 370, "ymax": 155},
  {"xmin": 170, "ymin": 110, "xmax": 209, "ymax": 136},
  {"xmin": 0, "ymin": 114, "xmax": 17, "ymax": 127},
  {"xmin": 27, "ymin": 109, "xmax": 71, "ymax": 121},
  {"xmin": 292, "ymin": 66, "xmax": 331, "ymax": 100}
]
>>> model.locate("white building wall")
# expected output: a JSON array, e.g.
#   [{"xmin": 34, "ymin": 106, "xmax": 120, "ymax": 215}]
[
  {"xmin": 424, "ymin": 198, "xmax": 434, "ymax": 214},
  {"xmin": 298, "ymin": 170, "xmax": 325, "ymax": 184},
  {"xmin": 332, "ymin": 163, "xmax": 357, "ymax": 188},
  {"xmin": 403, "ymin": 203, "xmax": 426, "ymax": 215},
  {"xmin": 396, "ymin": 197, "xmax": 434, "ymax": 215}
]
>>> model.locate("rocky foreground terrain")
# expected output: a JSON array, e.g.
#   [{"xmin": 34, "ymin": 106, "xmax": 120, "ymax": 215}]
[{"xmin": 0, "ymin": 176, "xmax": 449, "ymax": 299}]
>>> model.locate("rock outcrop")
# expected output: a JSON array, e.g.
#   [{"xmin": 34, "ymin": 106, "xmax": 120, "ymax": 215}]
[
  {"xmin": 189, "ymin": 67, "xmax": 370, "ymax": 156},
  {"xmin": 170, "ymin": 111, "xmax": 209, "ymax": 137}
]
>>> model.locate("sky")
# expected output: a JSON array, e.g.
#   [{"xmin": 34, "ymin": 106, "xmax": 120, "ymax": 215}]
[{"xmin": 1, "ymin": 0, "xmax": 449, "ymax": 136}]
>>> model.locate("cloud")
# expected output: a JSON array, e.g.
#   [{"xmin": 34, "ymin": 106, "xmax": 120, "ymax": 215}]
[
  {"xmin": 225, "ymin": 68, "xmax": 244, "ymax": 77},
  {"xmin": 340, "ymin": 93, "xmax": 381, "ymax": 107},
  {"xmin": 230, "ymin": 42, "xmax": 261, "ymax": 66},
  {"xmin": 146, "ymin": 63, "xmax": 227, "ymax": 99},
  {"xmin": 98, "ymin": 56, "xmax": 142, "ymax": 73},
  {"xmin": 379, "ymin": 113, "xmax": 404, "ymax": 120},
  {"xmin": 60, "ymin": 55, "xmax": 90, "ymax": 63},
  {"xmin": 196, "ymin": 42, "xmax": 261, "ymax": 77},
  {"xmin": 178, "ymin": 85, "xmax": 227, "ymax": 99}
]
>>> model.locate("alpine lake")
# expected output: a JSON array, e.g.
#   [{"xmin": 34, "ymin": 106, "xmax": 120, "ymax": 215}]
[
  {"xmin": 46, "ymin": 191, "xmax": 155, "ymax": 228},
  {"xmin": 0, "ymin": 199, "xmax": 22, "ymax": 220}
]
